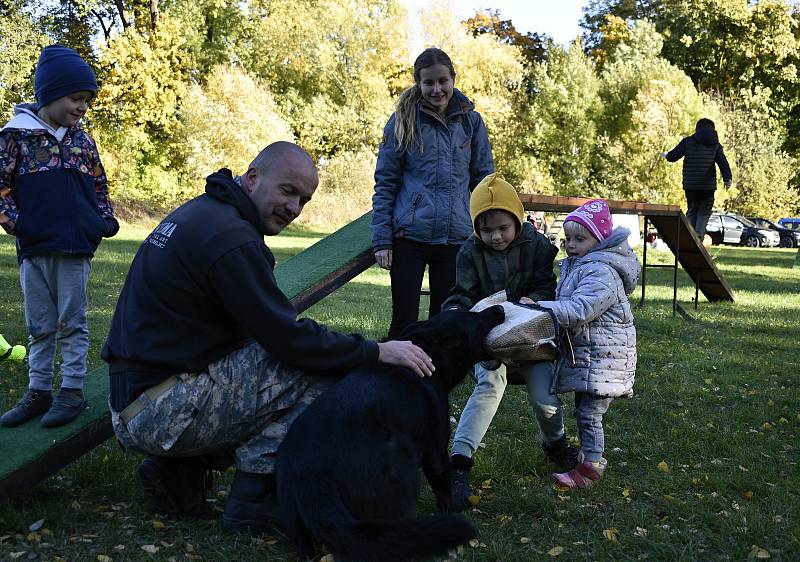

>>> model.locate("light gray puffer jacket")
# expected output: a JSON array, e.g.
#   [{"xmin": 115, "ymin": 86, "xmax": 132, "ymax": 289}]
[{"xmin": 537, "ymin": 228, "xmax": 640, "ymax": 397}]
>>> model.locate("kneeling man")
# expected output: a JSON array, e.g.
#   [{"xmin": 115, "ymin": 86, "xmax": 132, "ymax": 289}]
[{"xmin": 102, "ymin": 142, "xmax": 433, "ymax": 532}]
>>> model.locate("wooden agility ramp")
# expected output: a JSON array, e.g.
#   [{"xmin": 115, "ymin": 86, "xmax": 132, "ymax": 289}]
[
  {"xmin": 0, "ymin": 213, "xmax": 375, "ymax": 503},
  {"xmin": 518, "ymin": 195, "xmax": 735, "ymax": 312}
]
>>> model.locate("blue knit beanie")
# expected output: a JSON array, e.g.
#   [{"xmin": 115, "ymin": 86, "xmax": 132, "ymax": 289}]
[{"xmin": 34, "ymin": 45, "xmax": 98, "ymax": 109}]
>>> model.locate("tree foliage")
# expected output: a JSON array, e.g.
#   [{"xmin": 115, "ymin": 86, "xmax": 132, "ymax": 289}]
[
  {"xmin": 178, "ymin": 65, "xmax": 294, "ymax": 193},
  {"xmin": 0, "ymin": 0, "xmax": 796, "ymax": 217},
  {"xmin": 523, "ymin": 41, "xmax": 601, "ymax": 196},
  {"xmin": 0, "ymin": 8, "xmax": 47, "ymax": 117}
]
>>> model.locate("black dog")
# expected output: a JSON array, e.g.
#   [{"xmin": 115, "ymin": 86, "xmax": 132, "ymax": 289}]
[{"xmin": 275, "ymin": 306, "xmax": 505, "ymax": 562}]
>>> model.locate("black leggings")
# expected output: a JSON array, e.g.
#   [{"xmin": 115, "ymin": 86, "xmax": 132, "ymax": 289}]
[{"xmin": 387, "ymin": 238, "xmax": 461, "ymax": 339}]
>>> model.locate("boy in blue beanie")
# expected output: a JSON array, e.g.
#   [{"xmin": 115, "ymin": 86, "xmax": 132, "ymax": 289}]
[{"xmin": 0, "ymin": 45, "xmax": 118, "ymax": 428}]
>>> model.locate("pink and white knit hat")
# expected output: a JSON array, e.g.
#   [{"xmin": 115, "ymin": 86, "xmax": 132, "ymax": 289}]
[{"xmin": 563, "ymin": 199, "xmax": 612, "ymax": 241}]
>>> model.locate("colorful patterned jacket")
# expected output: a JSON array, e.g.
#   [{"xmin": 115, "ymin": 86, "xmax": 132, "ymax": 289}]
[{"xmin": 0, "ymin": 104, "xmax": 118, "ymax": 262}]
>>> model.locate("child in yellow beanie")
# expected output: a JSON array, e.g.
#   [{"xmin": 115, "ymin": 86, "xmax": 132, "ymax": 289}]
[{"xmin": 442, "ymin": 173, "xmax": 578, "ymax": 511}]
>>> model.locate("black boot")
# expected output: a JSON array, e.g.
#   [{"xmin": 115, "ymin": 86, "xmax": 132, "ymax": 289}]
[
  {"xmin": 138, "ymin": 455, "xmax": 215, "ymax": 519},
  {"xmin": 449, "ymin": 454, "xmax": 475, "ymax": 513},
  {"xmin": 543, "ymin": 435, "xmax": 580, "ymax": 471},
  {"xmin": 222, "ymin": 470, "xmax": 281, "ymax": 534}
]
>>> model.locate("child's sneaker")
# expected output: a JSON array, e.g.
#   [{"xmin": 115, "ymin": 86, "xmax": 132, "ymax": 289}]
[
  {"xmin": 551, "ymin": 459, "xmax": 607, "ymax": 490},
  {"xmin": 40, "ymin": 388, "xmax": 87, "ymax": 427},
  {"xmin": 449, "ymin": 454, "xmax": 475, "ymax": 513},
  {"xmin": 0, "ymin": 389, "xmax": 53, "ymax": 427},
  {"xmin": 542, "ymin": 435, "xmax": 580, "ymax": 470}
]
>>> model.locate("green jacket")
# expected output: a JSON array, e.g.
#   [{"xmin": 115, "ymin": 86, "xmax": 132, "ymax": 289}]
[{"xmin": 442, "ymin": 222, "xmax": 557, "ymax": 311}]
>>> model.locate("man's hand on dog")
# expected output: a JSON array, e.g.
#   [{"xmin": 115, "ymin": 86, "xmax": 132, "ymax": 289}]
[{"xmin": 378, "ymin": 341, "xmax": 435, "ymax": 377}]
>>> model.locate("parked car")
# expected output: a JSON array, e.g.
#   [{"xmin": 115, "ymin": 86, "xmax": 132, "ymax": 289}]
[
  {"xmin": 705, "ymin": 214, "xmax": 780, "ymax": 247},
  {"xmin": 778, "ymin": 217, "xmax": 800, "ymax": 231},
  {"xmin": 747, "ymin": 217, "xmax": 800, "ymax": 248}
]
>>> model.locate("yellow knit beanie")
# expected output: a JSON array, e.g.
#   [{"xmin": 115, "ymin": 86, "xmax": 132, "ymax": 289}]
[{"xmin": 470, "ymin": 173, "xmax": 525, "ymax": 235}]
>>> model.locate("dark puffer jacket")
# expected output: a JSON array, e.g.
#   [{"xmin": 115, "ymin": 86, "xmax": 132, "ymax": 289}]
[{"xmin": 665, "ymin": 128, "xmax": 732, "ymax": 192}]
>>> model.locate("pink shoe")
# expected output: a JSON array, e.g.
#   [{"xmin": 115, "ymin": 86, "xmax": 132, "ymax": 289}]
[{"xmin": 551, "ymin": 460, "xmax": 606, "ymax": 490}]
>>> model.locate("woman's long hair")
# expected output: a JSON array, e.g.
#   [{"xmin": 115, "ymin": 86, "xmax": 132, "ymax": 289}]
[{"xmin": 394, "ymin": 48, "xmax": 456, "ymax": 153}]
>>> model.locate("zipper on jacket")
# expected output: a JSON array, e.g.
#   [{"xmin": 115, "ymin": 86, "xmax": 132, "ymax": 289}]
[{"xmin": 408, "ymin": 193, "xmax": 421, "ymax": 226}]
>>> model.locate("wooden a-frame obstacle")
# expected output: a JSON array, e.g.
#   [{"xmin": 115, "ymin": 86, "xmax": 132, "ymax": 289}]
[
  {"xmin": 0, "ymin": 198, "xmax": 733, "ymax": 502},
  {"xmin": 519, "ymin": 195, "xmax": 734, "ymax": 318}
]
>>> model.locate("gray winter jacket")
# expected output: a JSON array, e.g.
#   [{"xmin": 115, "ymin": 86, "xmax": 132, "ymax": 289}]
[
  {"xmin": 371, "ymin": 89, "xmax": 494, "ymax": 250},
  {"xmin": 537, "ymin": 228, "xmax": 640, "ymax": 397}
]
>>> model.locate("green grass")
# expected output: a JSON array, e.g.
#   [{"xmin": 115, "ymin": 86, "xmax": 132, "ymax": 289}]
[{"xmin": 0, "ymin": 224, "xmax": 798, "ymax": 561}]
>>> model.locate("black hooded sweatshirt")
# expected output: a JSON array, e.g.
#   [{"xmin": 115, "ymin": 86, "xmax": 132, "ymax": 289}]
[
  {"xmin": 103, "ymin": 169, "xmax": 379, "ymax": 410},
  {"xmin": 665, "ymin": 128, "xmax": 733, "ymax": 192}
]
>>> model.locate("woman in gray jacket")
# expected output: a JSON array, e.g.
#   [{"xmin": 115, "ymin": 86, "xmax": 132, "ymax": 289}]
[
  {"xmin": 536, "ymin": 200, "xmax": 640, "ymax": 489},
  {"xmin": 371, "ymin": 48, "xmax": 494, "ymax": 338}
]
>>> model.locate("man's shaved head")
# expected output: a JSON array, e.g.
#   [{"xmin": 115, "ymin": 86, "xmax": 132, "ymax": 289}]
[{"xmin": 249, "ymin": 141, "xmax": 315, "ymax": 175}]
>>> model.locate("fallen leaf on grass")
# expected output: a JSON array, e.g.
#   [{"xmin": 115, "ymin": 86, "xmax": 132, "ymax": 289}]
[
  {"xmin": 480, "ymin": 479, "xmax": 492, "ymax": 489},
  {"xmin": 634, "ymin": 527, "xmax": 648, "ymax": 537},
  {"xmin": 547, "ymin": 546, "xmax": 564, "ymax": 556},
  {"xmin": 657, "ymin": 461, "xmax": 669, "ymax": 473},
  {"xmin": 97, "ymin": 555, "xmax": 112, "ymax": 562},
  {"xmin": 744, "ymin": 491, "xmax": 754, "ymax": 500},
  {"xmin": 8, "ymin": 552, "xmax": 26, "ymax": 560},
  {"xmin": 28, "ymin": 518, "xmax": 45, "ymax": 532},
  {"xmin": 603, "ymin": 528, "xmax": 619, "ymax": 542},
  {"xmin": 320, "ymin": 555, "xmax": 334, "ymax": 562},
  {"xmin": 520, "ymin": 537, "xmax": 530, "ymax": 544},
  {"xmin": 152, "ymin": 520, "xmax": 165, "ymax": 529},
  {"xmin": 779, "ymin": 417, "xmax": 788, "ymax": 424},
  {"xmin": 748, "ymin": 545, "xmax": 770, "ymax": 559},
  {"xmin": 622, "ymin": 487, "xmax": 631, "ymax": 498},
  {"xmin": 468, "ymin": 538, "xmax": 480, "ymax": 548},
  {"xmin": 468, "ymin": 495, "xmax": 480, "ymax": 506},
  {"xmin": 141, "ymin": 544, "xmax": 160, "ymax": 554}
]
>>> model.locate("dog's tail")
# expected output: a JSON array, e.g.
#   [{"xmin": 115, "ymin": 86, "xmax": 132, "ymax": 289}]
[{"xmin": 286, "ymin": 484, "xmax": 476, "ymax": 562}]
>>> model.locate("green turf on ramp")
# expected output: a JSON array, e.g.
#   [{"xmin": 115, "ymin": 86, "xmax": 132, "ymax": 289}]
[{"xmin": 0, "ymin": 212, "xmax": 374, "ymax": 501}]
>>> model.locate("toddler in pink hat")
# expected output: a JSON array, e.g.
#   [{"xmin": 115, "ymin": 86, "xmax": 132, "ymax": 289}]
[
  {"xmin": 560, "ymin": 200, "xmax": 613, "ymax": 259},
  {"xmin": 535, "ymin": 197, "xmax": 640, "ymax": 489}
]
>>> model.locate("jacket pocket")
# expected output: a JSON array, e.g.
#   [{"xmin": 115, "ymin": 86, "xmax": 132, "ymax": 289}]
[{"xmin": 395, "ymin": 192, "xmax": 422, "ymax": 230}]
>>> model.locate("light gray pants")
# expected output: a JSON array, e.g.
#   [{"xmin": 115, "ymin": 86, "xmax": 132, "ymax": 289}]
[
  {"xmin": 111, "ymin": 341, "xmax": 334, "ymax": 474},
  {"xmin": 452, "ymin": 360, "xmax": 565, "ymax": 458},
  {"xmin": 21, "ymin": 255, "xmax": 91, "ymax": 391}
]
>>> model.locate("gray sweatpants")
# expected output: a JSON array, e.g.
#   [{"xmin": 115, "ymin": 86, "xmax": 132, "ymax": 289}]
[
  {"xmin": 111, "ymin": 341, "xmax": 334, "ymax": 474},
  {"xmin": 21, "ymin": 255, "xmax": 91, "ymax": 391}
]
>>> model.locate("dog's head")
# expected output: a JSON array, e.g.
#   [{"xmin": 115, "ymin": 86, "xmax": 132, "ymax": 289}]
[{"xmin": 399, "ymin": 306, "xmax": 505, "ymax": 387}]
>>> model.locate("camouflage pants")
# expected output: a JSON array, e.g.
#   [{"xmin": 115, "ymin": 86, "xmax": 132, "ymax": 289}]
[{"xmin": 111, "ymin": 341, "xmax": 333, "ymax": 474}]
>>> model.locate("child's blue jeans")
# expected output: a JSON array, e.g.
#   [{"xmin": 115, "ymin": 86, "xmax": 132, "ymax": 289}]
[
  {"xmin": 574, "ymin": 392, "xmax": 614, "ymax": 463},
  {"xmin": 21, "ymin": 255, "xmax": 91, "ymax": 392},
  {"xmin": 452, "ymin": 360, "xmax": 565, "ymax": 459}
]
